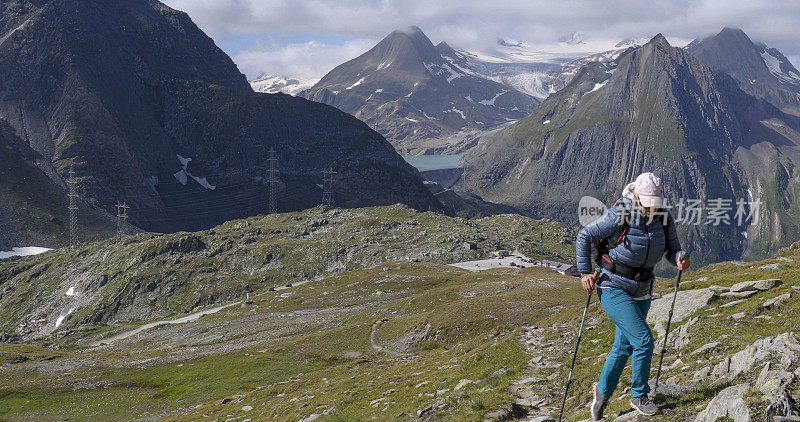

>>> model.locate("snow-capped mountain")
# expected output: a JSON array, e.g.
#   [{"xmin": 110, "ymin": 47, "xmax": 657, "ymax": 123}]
[
  {"xmin": 543, "ymin": 39, "xmax": 650, "ymax": 93},
  {"xmin": 299, "ymin": 28, "xmax": 659, "ymax": 154},
  {"xmin": 686, "ymin": 28, "xmax": 800, "ymax": 116},
  {"xmin": 302, "ymin": 26, "xmax": 540, "ymax": 154},
  {"xmin": 250, "ymin": 74, "xmax": 318, "ymax": 96},
  {"xmin": 441, "ymin": 43, "xmax": 577, "ymax": 100},
  {"xmin": 453, "ymin": 38, "xmax": 648, "ymax": 99}
]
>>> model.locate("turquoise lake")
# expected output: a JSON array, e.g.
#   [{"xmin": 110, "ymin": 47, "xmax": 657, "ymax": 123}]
[{"xmin": 402, "ymin": 154, "xmax": 463, "ymax": 171}]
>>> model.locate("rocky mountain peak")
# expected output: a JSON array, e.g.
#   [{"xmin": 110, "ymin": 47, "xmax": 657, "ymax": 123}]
[
  {"xmin": 648, "ymin": 33, "xmax": 671, "ymax": 47},
  {"xmin": 717, "ymin": 26, "xmax": 750, "ymax": 41},
  {"xmin": 686, "ymin": 27, "xmax": 800, "ymax": 115},
  {"xmin": 376, "ymin": 25, "xmax": 440, "ymax": 62},
  {"xmin": 465, "ymin": 33, "xmax": 800, "ymax": 265},
  {"xmin": 303, "ymin": 26, "xmax": 539, "ymax": 154},
  {"xmin": 0, "ymin": 0, "xmax": 443, "ymax": 246}
]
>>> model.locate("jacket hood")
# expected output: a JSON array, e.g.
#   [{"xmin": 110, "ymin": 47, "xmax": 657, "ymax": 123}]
[
  {"xmin": 621, "ymin": 182, "xmax": 636, "ymax": 209},
  {"xmin": 622, "ymin": 182, "xmax": 636, "ymax": 201},
  {"xmin": 619, "ymin": 181, "xmax": 646, "ymax": 219}
]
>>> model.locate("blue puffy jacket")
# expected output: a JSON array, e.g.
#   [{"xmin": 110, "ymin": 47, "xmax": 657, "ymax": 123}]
[{"xmin": 576, "ymin": 196, "xmax": 683, "ymax": 297}]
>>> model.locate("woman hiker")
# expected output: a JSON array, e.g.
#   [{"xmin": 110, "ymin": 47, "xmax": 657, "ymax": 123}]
[{"xmin": 575, "ymin": 172, "xmax": 690, "ymax": 420}]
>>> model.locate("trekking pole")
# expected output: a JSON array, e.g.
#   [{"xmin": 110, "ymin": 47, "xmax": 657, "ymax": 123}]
[
  {"xmin": 559, "ymin": 289, "xmax": 593, "ymax": 422},
  {"xmin": 654, "ymin": 251, "xmax": 689, "ymax": 390}
]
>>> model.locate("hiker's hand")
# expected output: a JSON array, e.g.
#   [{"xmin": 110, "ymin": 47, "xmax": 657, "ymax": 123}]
[
  {"xmin": 677, "ymin": 254, "xmax": 690, "ymax": 271},
  {"xmin": 581, "ymin": 272, "xmax": 597, "ymax": 294}
]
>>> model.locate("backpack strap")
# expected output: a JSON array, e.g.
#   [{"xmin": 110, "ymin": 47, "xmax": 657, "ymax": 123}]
[{"xmin": 612, "ymin": 225, "xmax": 629, "ymax": 246}]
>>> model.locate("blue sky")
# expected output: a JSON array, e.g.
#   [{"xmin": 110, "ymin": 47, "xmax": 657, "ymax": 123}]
[{"xmin": 162, "ymin": 0, "xmax": 800, "ymax": 80}]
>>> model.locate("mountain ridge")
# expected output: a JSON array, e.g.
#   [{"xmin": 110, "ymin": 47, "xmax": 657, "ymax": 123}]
[
  {"xmin": 0, "ymin": 0, "xmax": 443, "ymax": 248},
  {"xmin": 465, "ymin": 33, "xmax": 800, "ymax": 265},
  {"xmin": 686, "ymin": 27, "xmax": 800, "ymax": 116}
]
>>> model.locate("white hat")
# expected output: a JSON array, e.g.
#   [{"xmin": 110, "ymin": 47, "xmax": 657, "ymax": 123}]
[{"xmin": 634, "ymin": 172, "xmax": 665, "ymax": 208}]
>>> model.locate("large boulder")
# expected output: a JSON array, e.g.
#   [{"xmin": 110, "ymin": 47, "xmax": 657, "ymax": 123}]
[
  {"xmin": 763, "ymin": 293, "xmax": 792, "ymax": 308},
  {"xmin": 647, "ymin": 288, "xmax": 716, "ymax": 337},
  {"xmin": 757, "ymin": 363, "xmax": 798, "ymax": 418},
  {"xmin": 695, "ymin": 383, "xmax": 751, "ymax": 422},
  {"xmin": 730, "ymin": 278, "xmax": 782, "ymax": 292},
  {"xmin": 711, "ymin": 333, "xmax": 800, "ymax": 381}
]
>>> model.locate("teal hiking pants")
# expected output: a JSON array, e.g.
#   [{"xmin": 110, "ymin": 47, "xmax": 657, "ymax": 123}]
[{"xmin": 596, "ymin": 286, "xmax": 654, "ymax": 398}]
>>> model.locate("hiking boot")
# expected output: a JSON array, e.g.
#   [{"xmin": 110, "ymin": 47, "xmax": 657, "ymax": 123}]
[
  {"xmin": 591, "ymin": 382, "xmax": 608, "ymax": 420},
  {"xmin": 630, "ymin": 394, "xmax": 659, "ymax": 415}
]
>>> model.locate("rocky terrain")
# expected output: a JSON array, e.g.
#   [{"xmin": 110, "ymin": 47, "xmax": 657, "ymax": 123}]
[
  {"xmin": 0, "ymin": 204, "xmax": 574, "ymax": 343},
  {"xmin": 0, "ymin": 0, "xmax": 441, "ymax": 250},
  {"xmin": 465, "ymin": 34, "xmax": 800, "ymax": 266},
  {"xmin": 0, "ymin": 204, "xmax": 798, "ymax": 421}
]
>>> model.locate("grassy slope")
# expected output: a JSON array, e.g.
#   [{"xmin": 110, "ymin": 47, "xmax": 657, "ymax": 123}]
[
  {"xmin": 0, "ymin": 264, "xmax": 583, "ymax": 421},
  {"xmin": 0, "ymin": 204, "xmax": 574, "ymax": 342},
  {"xmin": 0, "ymin": 205, "xmax": 797, "ymax": 421}
]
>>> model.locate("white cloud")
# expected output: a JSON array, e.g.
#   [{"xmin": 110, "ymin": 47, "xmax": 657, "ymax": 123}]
[
  {"xmin": 787, "ymin": 55, "xmax": 800, "ymax": 71},
  {"xmin": 162, "ymin": 0, "xmax": 800, "ymax": 79},
  {"xmin": 233, "ymin": 38, "xmax": 376, "ymax": 80}
]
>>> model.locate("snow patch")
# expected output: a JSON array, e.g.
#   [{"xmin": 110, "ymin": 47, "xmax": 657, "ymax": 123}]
[
  {"xmin": 173, "ymin": 169, "xmax": 188, "ymax": 185},
  {"xmin": 346, "ymin": 76, "xmax": 367, "ymax": 90},
  {"xmin": 376, "ymin": 61, "xmax": 392, "ymax": 71},
  {"xmin": 0, "ymin": 247, "xmax": 52, "ymax": 259},
  {"xmin": 442, "ymin": 55, "xmax": 476, "ymax": 77},
  {"xmin": 55, "ymin": 307, "xmax": 75, "ymax": 328},
  {"xmin": 761, "ymin": 51, "xmax": 800, "ymax": 84},
  {"xmin": 441, "ymin": 63, "xmax": 463, "ymax": 82},
  {"xmin": 374, "ymin": 88, "xmax": 384, "ymax": 93},
  {"xmin": 447, "ymin": 107, "xmax": 466, "ymax": 120},
  {"xmin": 249, "ymin": 74, "xmax": 317, "ymax": 96},
  {"xmin": 422, "ymin": 62, "xmax": 437, "ymax": 76},
  {"xmin": 423, "ymin": 62, "xmax": 463, "ymax": 83},
  {"xmin": 177, "ymin": 154, "xmax": 191, "ymax": 170},
  {"xmin": 589, "ymin": 80, "xmax": 608, "ymax": 93},
  {"xmin": 543, "ymin": 119, "xmax": 551, "ymax": 125},
  {"xmin": 422, "ymin": 111, "xmax": 440, "ymax": 121},
  {"xmin": 465, "ymin": 95, "xmax": 473, "ymax": 102},
  {"xmin": 405, "ymin": 117, "xmax": 419, "ymax": 123},
  {"xmin": 479, "ymin": 90, "xmax": 507, "ymax": 106},
  {"xmin": 174, "ymin": 155, "xmax": 215, "ymax": 190},
  {"xmin": 66, "ymin": 287, "xmax": 75, "ymax": 297},
  {"xmin": 190, "ymin": 175, "xmax": 216, "ymax": 190}
]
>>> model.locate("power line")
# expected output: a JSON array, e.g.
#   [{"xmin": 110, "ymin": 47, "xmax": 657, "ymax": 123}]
[
  {"xmin": 268, "ymin": 148, "xmax": 278, "ymax": 214},
  {"xmin": 116, "ymin": 202, "xmax": 129, "ymax": 241},
  {"xmin": 68, "ymin": 165, "xmax": 79, "ymax": 249},
  {"xmin": 461, "ymin": 160, "xmax": 469, "ymax": 192},
  {"xmin": 322, "ymin": 168, "xmax": 337, "ymax": 207}
]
